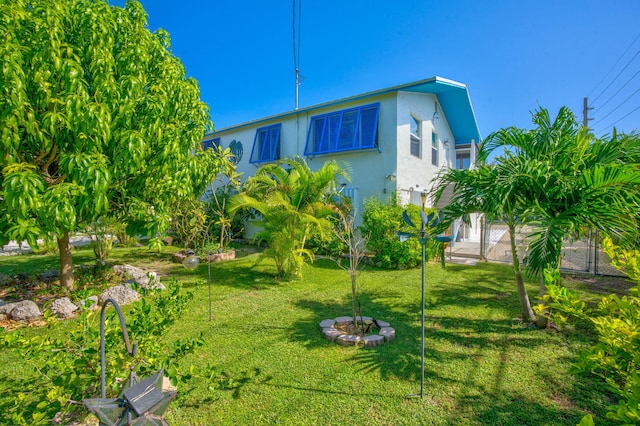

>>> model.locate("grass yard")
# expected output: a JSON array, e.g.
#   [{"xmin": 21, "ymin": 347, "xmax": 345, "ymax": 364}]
[{"xmin": 0, "ymin": 246, "xmax": 622, "ymax": 425}]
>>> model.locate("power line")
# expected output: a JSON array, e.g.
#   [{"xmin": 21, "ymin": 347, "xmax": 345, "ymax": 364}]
[
  {"xmin": 592, "ymin": 47, "xmax": 640, "ymax": 104},
  {"xmin": 593, "ymin": 86, "xmax": 640, "ymax": 126},
  {"xmin": 596, "ymin": 104, "xmax": 640, "ymax": 137},
  {"xmin": 592, "ymin": 67, "xmax": 640, "ymax": 114},
  {"xmin": 588, "ymin": 31, "xmax": 640, "ymax": 100}
]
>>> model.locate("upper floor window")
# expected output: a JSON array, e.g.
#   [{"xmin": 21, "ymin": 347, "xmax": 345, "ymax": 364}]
[
  {"xmin": 410, "ymin": 115, "xmax": 421, "ymax": 158},
  {"xmin": 250, "ymin": 124, "xmax": 281, "ymax": 164},
  {"xmin": 456, "ymin": 151, "xmax": 471, "ymax": 169},
  {"xmin": 431, "ymin": 131, "xmax": 438, "ymax": 166},
  {"xmin": 304, "ymin": 103, "xmax": 379, "ymax": 156},
  {"xmin": 202, "ymin": 137, "xmax": 220, "ymax": 150}
]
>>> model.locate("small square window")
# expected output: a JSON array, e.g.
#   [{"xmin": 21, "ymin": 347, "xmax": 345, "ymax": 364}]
[{"xmin": 250, "ymin": 124, "xmax": 281, "ymax": 164}]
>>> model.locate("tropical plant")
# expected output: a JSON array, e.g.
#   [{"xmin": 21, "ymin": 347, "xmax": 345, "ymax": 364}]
[
  {"xmin": 488, "ymin": 109, "xmax": 639, "ymax": 326},
  {"xmin": 228, "ymin": 156, "xmax": 350, "ymax": 277},
  {"xmin": 546, "ymin": 237, "xmax": 640, "ymax": 424},
  {"xmin": 432, "ymin": 160, "xmax": 536, "ymax": 321},
  {"xmin": 205, "ymin": 148, "xmax": 243, "ymax": 249},
  {"xmin": 0, "ymin": 0, "xmax": 230, "ymax": 290}
]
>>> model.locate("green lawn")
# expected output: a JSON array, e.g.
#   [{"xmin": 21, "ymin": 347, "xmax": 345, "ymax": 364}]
[{"xmin": 0, "ymin": 247, "xmax": 618, "ymax": 425}]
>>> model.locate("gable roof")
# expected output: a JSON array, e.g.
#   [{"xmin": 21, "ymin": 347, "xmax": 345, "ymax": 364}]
[{"xmin": 210, "ymin": 76, "xmax": 481, "ymax": 144}]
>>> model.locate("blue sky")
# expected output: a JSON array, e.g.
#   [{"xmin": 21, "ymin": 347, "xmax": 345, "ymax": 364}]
[{"xmin": 115, "ymin": 0, "xmax": 640, "ymax": 139}]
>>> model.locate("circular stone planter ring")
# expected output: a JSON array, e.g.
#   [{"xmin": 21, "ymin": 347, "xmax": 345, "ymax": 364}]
[{"xmin": 319, "ymin": 316, "xmax": 395, "ymax": 347}]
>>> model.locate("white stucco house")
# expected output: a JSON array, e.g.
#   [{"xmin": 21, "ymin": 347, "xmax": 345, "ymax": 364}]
[{"xmin": 203, "ymin": 76, "xmax": 482, "ymax": 243}]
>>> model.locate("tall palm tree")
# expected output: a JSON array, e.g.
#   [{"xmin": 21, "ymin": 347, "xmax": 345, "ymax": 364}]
[
  {"xmin": 228, "ymin": 156, "xmax": 351, "ymax": 277},
  {"xmin": 432, "ymin": 147, "xmax": 536, "ymax": 322},
  {"xmin": 481, "ymin": 107, "xmax": 640, "ymax": 326}
]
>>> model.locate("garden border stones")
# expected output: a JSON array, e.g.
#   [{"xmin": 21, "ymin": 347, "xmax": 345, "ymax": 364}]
[{"xmin": 319, "ymin": 316, "xmax": 395, "ymax": 347}]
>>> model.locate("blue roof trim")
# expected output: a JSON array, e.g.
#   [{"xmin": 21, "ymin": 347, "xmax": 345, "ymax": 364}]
[{"xmin": 209, "ymin": 76, "xmax": 481, "ymax": 144}]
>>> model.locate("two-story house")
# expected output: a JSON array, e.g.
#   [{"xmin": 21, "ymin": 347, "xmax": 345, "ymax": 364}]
[{"xmin": 204, "ymin": 76, "xmax": 482, "ymax": 243}]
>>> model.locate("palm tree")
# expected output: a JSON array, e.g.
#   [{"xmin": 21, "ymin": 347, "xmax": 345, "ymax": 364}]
[
  {"xmin": 480, "ymin": 107, "xmax": 640, "ymax": 326},
  {"xmin": 228, "ymin": 156, "xmax": 351, "ymax": 277},
  {"xmin": 432, "ymin": 155, "xmax": 536, "ymax": 322}
]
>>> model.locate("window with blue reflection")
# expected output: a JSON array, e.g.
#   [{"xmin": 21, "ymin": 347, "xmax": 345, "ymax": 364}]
[
  {"xmin": 304, "ymin": 103, "xmax": 379, "ymax": 155},
  {"xmin": 250, "ymin": 124, "xmax": 281, "ymax": 164},
  {"xmin": 202, "ymin": 137, "xmax": 220, "ymax": 150}
]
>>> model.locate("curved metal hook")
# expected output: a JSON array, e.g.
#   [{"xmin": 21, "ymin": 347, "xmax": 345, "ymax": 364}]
[{"xmin": 100, "ymin": 298, "xmax": 138, "ymax": 398}]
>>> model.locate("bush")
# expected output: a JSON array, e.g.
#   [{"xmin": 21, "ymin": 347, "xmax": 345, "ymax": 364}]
[
  {"xmin": 0, "ymin": 280, "xmax": 203, "ymax": 424},
  {"xmin": 546, "ymin": 237, "xmax": 640, "ymax": 424},
  {"xmin": 360, "ymin": 196, "xmax": 439, "ymax": 269}
]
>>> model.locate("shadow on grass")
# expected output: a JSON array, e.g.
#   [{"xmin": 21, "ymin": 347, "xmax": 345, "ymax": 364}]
[{"xmin": 283, "ymin": 262, "xmax": 614, "ymax": 423}]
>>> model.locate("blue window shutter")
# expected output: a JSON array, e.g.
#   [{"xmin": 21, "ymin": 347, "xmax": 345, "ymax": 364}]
[
  {"xmin": 250, "ymin": 124, "xmax": 282, "ymax": 164},
  {"xmin": 304, "ymin": 103, "xmax": 379, "ymax": 156}
]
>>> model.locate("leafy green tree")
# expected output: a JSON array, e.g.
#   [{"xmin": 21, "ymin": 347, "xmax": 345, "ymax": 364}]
[
  {"xmin": 228, "ymin": 156, "xmax": 350, "ymax": 277},
  {"xmin": 0, "ymin": 0, "xmax": 223, "ymax": 290}
]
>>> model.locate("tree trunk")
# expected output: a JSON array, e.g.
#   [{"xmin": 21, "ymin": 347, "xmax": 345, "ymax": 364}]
[
  {"xmin": 509, "ymin": 224, "xmax": 535, "ymax": 322},
  {"xmin": 57, "ymin": 230, "xmax": 74, "ymax": 291}
]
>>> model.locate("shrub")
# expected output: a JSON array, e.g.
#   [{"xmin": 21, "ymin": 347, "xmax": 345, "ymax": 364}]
[
  {"xmin": 360, "ymin": 196, "xmax": 439, "ymax": 269},
  {"xmin": 546, "ymin": 237, "xmax": 640, "ymax": 424},
  {"xmin": 0, "ymin": 280, "xmax": 203, "ymax": 425}
]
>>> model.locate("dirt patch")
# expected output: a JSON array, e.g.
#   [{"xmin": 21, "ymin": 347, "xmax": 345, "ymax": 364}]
[
  {"xmin": 334, "ymin": 321, "xmax": 380, "ymax": 337},
  {"xmin": 563, "ymin": 273, "xmax": 635, "ymax": 296}
]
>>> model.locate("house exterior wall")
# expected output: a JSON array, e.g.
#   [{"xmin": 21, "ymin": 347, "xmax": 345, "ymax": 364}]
[
  {"xmin": 206, "ymin": 79, "xmax": 482, "ymax": 243},
  {"xmin": 396, "ymin": 91, "xmax": 455, "ymax": 207}
]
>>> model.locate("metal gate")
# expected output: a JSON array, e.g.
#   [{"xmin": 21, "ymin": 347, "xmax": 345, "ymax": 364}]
[{"xmin": 481, "ymin": 221, "xmax": 626, "ymax": 277}]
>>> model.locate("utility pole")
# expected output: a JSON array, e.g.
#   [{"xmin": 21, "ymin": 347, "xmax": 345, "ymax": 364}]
[{"xmin": 583, "ymin": 97, "xmax": 593, "ymax": 128}]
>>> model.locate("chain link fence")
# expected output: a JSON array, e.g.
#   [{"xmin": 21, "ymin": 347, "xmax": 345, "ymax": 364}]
[{"xmin": 481, "ymin": 221, "xmax": 625, "ymax": 277}]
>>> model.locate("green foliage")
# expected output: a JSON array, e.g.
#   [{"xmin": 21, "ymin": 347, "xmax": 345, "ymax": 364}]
[
  {"xmin": 0, "ymin": 0, "xmax": 231, "ymax": 289},
  {"xmin": 170, "ymin": 197, "xmax": 208, "ymax": 250},
  {"xmin": 360, "ymin": 196, "xmax": 438, "ymax": 269},
  {"xmin": 228, "ymin": 156, "xmax": 350, "ymax": 277},
  {"xmin": 546, "ymin": 241, "xmax": 640, "ymax": 424},
  {"xmin": 205, "ymin": 151, "xmax": 244, "ymax": 249},
  {"xmin": 0, "ymin": 280, "xmax": 202, "ymax": 424}
]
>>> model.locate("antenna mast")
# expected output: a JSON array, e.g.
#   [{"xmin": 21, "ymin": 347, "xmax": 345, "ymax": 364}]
[{"xmin": 293, "ymin": 0, "xmax": 302, "ymax": 110}]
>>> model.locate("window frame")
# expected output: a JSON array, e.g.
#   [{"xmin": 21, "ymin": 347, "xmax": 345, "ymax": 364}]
[
  {"xmin": 431, "ymin": 131, "xmax": 439, "ymax": 166},
  {"xmin": 304, "ymin": 103, "xmax": 380, "ymax": 156},
  {"xmin": 456, "ymin": 150, "xmax": 471, "ymax": 169},
  {"xmin": 249, "ymin": 123, "xmax": 282, "ymax": 164},
  {"xmin": 410, "ymin": 115, "xmax": 421, "ymax": 158},
  {"xmin": 202, "ymin": 137, "xmax": 220, "ymax": 150}
]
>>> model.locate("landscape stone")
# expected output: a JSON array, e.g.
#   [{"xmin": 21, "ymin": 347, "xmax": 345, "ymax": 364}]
[
  {"xmin": 379, "ymin": 327, "xmax": 396, "ymax": 342},
  {"xmin": 99, "ymin": 284, "xmax": 140, "ymax": 306},
  {"xmin": 322, "ymin": 328, "xmax": 342, "ymax": 341},
  {"xmin": 374, "ymin": 319, "xmax": 390, "ymax": 328},
  {"xmin": 5, "ymin": 300, "xmax": 42, "ymax": 321},
  {"xmin": 355, "ymin": 315, "xmax": 373, "ymax": 322},
  {"xmin": 362, "ymin": 335, "xmax": 384, "ymax": 347},
  {"xmin": 337, "ymin": 334, "xmax": 360, "ymax": 346},
  {"xmin": 51, "ymin": 297, "xmax": 79, "ymax": 318},
  {"xmin": 113, "ymin": 264, "xmax": 164, "ymax": 290},
  {"xmin": 319, "ymin": 319, "xmax": 336, "ymax": 329},
  {"xmin": 334, "ymin": 316, "xmax": 353, "ymax": 325},
  {"xmin": 78, "ymin": 296, "xmax": 99, "ymax": 310}
]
